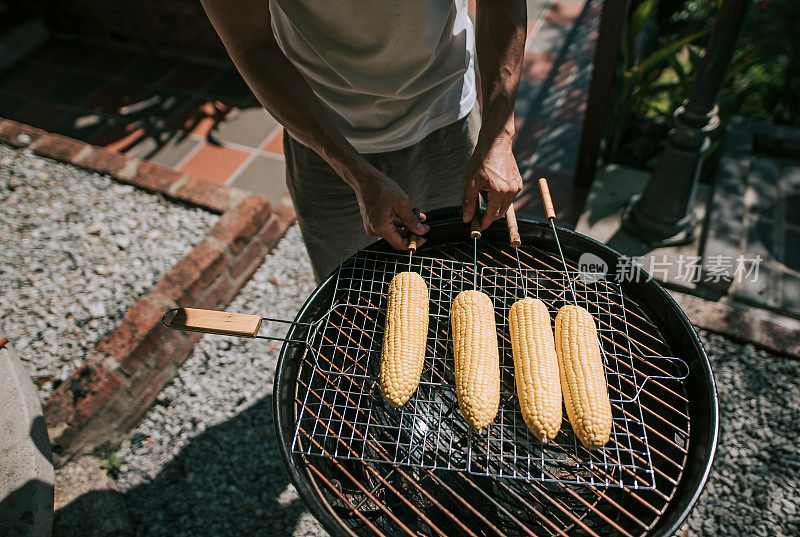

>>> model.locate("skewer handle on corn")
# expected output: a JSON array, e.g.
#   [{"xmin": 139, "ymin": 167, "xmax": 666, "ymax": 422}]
[
  {"xmin": 380, "ymin": 272, "xmax": 429, "ymax": 407},
  {"xmin": 451, "ymin": 290, "xmax": 501, "ymax": 431},
  {"xmin": 554, "ymin": 305, "xmax": 613, "ymax": 449},
  {"xmin": 509, "ymin": 298, "xmax": 562, "ymax": 442}
]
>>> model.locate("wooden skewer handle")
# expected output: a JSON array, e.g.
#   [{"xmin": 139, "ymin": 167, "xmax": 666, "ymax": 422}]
[
  {"xmin": 408, "ymin": 234, "xmax": 418, "ymax": 252},
  {"xmin": 538, "ymin": 177, "xmax": 557, "ymax": 220},
  {"xmin": 469, "ymin": 211, "xmax": 482, "ymax": 239},
  {"xmin": 168, "ymin": 307, "xmax": 262, "ymax": 338},
  {"xmin": 408, "ymin": 207, "xmax": 420, "ymax": 252},
  {"xmin": 506, "ymin": 203, "xmax": 522, "ymax": 247}
]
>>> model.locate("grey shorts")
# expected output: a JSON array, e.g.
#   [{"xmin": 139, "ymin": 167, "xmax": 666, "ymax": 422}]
[{"xmin": 284, "ymin": 106, "xmax": 480, "ymax": 281}]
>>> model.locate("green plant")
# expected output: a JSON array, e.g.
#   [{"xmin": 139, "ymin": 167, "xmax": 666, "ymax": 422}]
[
  {"xmin": 602, "ymin": 0, "xmax": 800, "ymax": 174},
  {"xmin": 603, "ymin": 0, "xmax": 713, "ymax": 167},
  {"xmin": 99, "ymin": 451, "xmax": 124, "ymax": 478}
]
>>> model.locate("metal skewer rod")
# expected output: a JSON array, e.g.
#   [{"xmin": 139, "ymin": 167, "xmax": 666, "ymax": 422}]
[
  {"xmin": 408, "ymin": 208, "xmax": 421, "ymax": 271},
  {"xmin": 538, "ymin": 178, "xmax": 578, "ymax": 304},
  {"xmin": 470, "ymin": 212, "xmax": 482, "ymax": 290}
]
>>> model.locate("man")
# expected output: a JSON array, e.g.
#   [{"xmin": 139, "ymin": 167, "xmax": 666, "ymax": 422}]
[{"xmin": 201, "ymin": 0, "xmax": 525, "ymax": 281}]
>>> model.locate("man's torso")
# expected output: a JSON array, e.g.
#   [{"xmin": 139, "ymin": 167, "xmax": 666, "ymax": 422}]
[{"xmin": 269, "ymin": 0, "xmax": 476, "ymax": 153}]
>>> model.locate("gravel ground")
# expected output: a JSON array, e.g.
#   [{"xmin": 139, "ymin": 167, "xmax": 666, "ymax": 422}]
[
  {"xmin": 114, "ymin": 225, "xmax": 326, "ymax": 537},
  {"xmin": 679, "ymin": 331, "xmax": 799, "ymax": 537},
  {"xmin": 0, "ymin": 144, "xmax": 217, "ymax": 398}
]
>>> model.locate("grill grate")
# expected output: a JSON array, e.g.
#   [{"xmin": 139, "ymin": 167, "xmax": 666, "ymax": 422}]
[{"xmin": 292, "ymin": 247, "xmax": 688, "ymax": 488}]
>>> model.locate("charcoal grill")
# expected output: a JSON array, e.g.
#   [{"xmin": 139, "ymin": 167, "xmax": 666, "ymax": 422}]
[{"xmin": 166, "ymin": 207, "xmax": 718, "ymax": 537}]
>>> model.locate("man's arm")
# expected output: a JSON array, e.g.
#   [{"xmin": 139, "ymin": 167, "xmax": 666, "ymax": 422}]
[
  {"xmin": 200, "ymin": 0, "xmax": 428, "ymax": 249},
  {"xmin": 463, "ymin": 0, "xmax": 527, "ymax": 229}
]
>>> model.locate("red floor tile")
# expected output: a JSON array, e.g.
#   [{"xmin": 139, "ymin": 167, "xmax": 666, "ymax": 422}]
[
  {"xmin": 513, "ymin": 118, "xmax": 547, "ymax": 162},
  {"xmin": 178, "ymin": 143, "xmax": 252, "ymax": 184},
  {"xmin": 30, "ymin": 41, "xmax": 102, "ymax": 68},
  {"xmin": 204, "ymin": 69, "xmax": 254, "ymax": 102},
  {"xmin": 44, "ymin": 72, "xmax": 106, "ymax": 106},
  {"xmin": 555, "ymin": 87, "xmax": 588, "ymax": 124},
  {"xmin": 50, "ymin": 112, "xmax": 106, "ymax": 141},
  {"xmin": 522, "ymin": 51, "xmax": 557, "ymax": 83},
  {"xmin": 83, "ymin": 49, "xmax": 143, "ymax": 76},
  {"xmin": 583, "ymin": 29, "xmax": 600, "ymax": 58},
  {"xmin": 262, "ymin": 129, "xmax": 284, "ymax": 155},
  {"xmin": 169, "ymin": 99, "xmax": 236, "ymax": 137},
  {"xmin": 121, "ymin": 55, "xmax": 180, "ymax": 84},
  {"xmin": 0, "ymin": 93, "xmax": 30, "ymax": 117},
  {"xmin": 80, "ymin": 81, "xmax": 149, "ymax": 114},
  {"xmin": 0, "ymin": 63, "xmax": 70, "ymax": 98},
  {"xmin": 13, "ymin": 103, "xmax": 69, "ymax": 131},
  {"xmin": 553, "ymin": 57, "xmax": 577, "ymax": 87},
  {"xmin": 91, "ymin": 121, "xmax": 148, "ymax": 153},
  {"xmin": 545, "ymin": 1, "xmax": 585, "ymax": 27},
  {"xmin": 161, "ymin": 62, "xmax": 224, "ymax": 92}
]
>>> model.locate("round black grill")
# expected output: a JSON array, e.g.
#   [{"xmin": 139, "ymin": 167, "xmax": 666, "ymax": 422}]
[{"xmin": 274, "ymin": 209, "xmax": 718, "ymax": 537}]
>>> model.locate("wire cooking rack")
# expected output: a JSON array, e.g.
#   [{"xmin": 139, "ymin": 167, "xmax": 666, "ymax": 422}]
[{"xmin": 291, "ymin": 248, "xmax": 689, "ymax": 489}]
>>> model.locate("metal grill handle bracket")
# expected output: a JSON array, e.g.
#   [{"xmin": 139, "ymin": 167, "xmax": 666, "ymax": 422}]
[{"xmin": 606, "ymin": 353, "xmax": 691, "ymax": 404}]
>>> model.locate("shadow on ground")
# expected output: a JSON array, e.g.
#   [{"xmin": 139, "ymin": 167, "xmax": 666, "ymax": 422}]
[{"xmin": 53, "ymin": 394, "xmax": 312, "ymax": 537}]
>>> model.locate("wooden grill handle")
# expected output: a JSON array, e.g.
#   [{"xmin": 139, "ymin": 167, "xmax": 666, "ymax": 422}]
[
  {"xmin": 506, "ymin": 203, "xmax": 521, "ymax": 247},
  {"xmin": 167, "ymin": 307, "xmax": 262, "ymax": 338},
  {"xmin": 470, "ymin": 211, "xmax": 482, "ymax": 239},
  {"xmin": 408, "ymin": 207, "xmax": 420, "ymax": 252},
  {"xmin": 538, "ymin": 177, "xmax": 556, "ymax": 220}
]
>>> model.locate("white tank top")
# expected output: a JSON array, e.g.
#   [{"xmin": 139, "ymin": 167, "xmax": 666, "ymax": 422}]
[{"xmin": 269, "ymin": 0, "xmax": 476, "ymax": 153}]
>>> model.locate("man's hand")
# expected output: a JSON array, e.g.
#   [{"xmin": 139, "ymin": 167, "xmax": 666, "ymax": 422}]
[
  {"xmin": 465, "ymin": 0, "xmax": 526, "ymax": 230},
  {"xmin": 462, "ymin": 133, "xmax": 523, "ymax": 230},
  {"xmin": 355, "ymin": 173, "xmax": 429, "ymax": 250}
]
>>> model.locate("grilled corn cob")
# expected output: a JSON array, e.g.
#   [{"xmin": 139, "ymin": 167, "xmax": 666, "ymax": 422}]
[
  {"xmin": 554, "ymin": 305, "xmax": 613, "ymax": 449},
  {"xmin": 451, "ymin": 290, "xmax": 501, "ymax": 430},
  {"xmin": 509, "ymin": 297, "xmax": 562, "ymax": 442},
  {"xmin": 380, "ymin": 271, "xmax": 429, "ymax": 407}
]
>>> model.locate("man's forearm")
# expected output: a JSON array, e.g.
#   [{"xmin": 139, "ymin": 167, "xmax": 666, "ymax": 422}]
[
  {"xmin": 461, "ymin": 0, "xmax": 526, "ymax": 226},
  {"xmin": 199, "ymin": 0, "xmax": 429, "ymax": 249},
  {"xmin": 228, "ymin": 41, "xmax": 374, "ymax": 190},
  {"xmin": 474, "ymin": 0, "xmax": 527, "ymax": 151}
]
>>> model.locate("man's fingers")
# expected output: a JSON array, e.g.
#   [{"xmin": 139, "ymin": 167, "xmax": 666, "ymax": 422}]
[
  {"xmin": 399, "ymin": 204, "xmax": 429, "ymax": 235},
  {"xmin": 394, "ymin": 211, "xmax": 427, "ymax": 230},
  {"xmin": 382, "ymin": 224, "xmax": 408, "ymax": 250},
  {"xmin": 462, "ymin": 183, "xmax": 479, "ymax": 222},
  {"xmin": 498, "ymin": 193, "xmax": 514, "ymax": 220},
  {"xmin": 481, "ymin": 193, "xmax": 502, "ymax": 230}
]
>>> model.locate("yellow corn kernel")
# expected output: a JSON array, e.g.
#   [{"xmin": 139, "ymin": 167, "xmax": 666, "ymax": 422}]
[
  {"xmin": 509, "ymin": 297, "xmax": 562, "ymax": 442},
  {"xmin": 451, "ymin": 290, "xmax": 500, "ymax": 431},
  {"xmin": 554, "ymin": 305, "xmax": 613, "ymax": 449},
  {"xmin": 380, "ymin": 271, "xmax": 429, "ymax": 407}
]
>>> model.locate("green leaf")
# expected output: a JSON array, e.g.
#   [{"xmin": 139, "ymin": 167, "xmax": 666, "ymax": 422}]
[
  {"xmin": 639, "ymin": 81, "xmax": 682, "ymax": 96},
  {"xmin": 668, "ymin": 54, "xmax": 687, "ymax": 81},
  {"xmin": 633, "ymin": 27, "xmax": 712, "ymax": 76},
  {"xmin": 630, "ymin": 0, "xmax": 657, "ymax": 41}
]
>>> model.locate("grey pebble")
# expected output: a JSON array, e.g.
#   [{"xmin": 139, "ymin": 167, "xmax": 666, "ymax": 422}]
[
  {"xmin": 678, "ymin": 331, "xmax": 800, "ymax": 536},
  {"xmin": 0, "ymin": 144, "xmax": 218, "ymax": 398}
]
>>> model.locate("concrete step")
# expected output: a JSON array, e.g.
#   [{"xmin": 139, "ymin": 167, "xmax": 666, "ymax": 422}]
[{"xmin": 0, "ymin": 343, "xmax": 54, "ymax": 537}]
